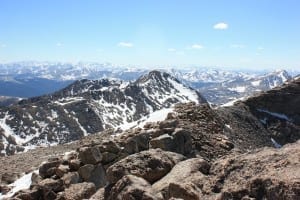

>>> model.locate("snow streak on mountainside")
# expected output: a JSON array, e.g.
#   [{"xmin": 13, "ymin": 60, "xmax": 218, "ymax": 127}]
[{"xmin": 0, "ymin": 71, "xmax": 205, "ymax": 156}]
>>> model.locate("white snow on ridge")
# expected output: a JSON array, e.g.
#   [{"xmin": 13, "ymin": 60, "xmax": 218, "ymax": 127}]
[
  {"xmin": 168, "ymin": 78, "xmax": 199, "ymax": 103},
  {"xmin": 228, "ymin": 86, "xmax": 246, "ymax": 93},
  {"xmin": 251, "ymin": 80, "xmax": 261, "ymax": 86},
  {"xmin": 54, "ymin": 97, "xmax": 85, "ymax": 106},
  {"xmin": 257, "ymin": 109, "xmax": 290, "ymax": 121},
  {"xmin": 117, "ymin": 108, "xmax": 174, "ymax": 132},
  {"xmin": 220, "ymin": 97, "xmax": 247, "ymax": 107}
]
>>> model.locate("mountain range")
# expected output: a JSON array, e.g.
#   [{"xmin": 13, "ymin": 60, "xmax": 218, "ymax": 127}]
[
  {"xmin": 0, "ymin": 70, "xmax": 299, "ymax": 200},
  {"xmin": 0, "ymin": 62, "xmax": 294, "ymax": 105}
]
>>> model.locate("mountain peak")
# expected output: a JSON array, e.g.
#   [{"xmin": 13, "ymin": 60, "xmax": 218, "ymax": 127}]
[{"xmin": 136, "ymin": 70, "xmax": 172, "ymax": 85}]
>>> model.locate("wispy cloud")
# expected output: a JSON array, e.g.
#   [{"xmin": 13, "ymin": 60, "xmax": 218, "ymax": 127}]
[
  {"xmin": 213, "ymin": 22, "xmax": 228, "ymax": 30},
  {"xmin": 1, "ymin": 44, "xmax": 7, "ymax": 48},
  {"xmin": 167, "ymin": 48, "xmax": 176, "ymax": 52},
  {"xmin": 56, "ymin": 42, "xmax": 63, "ymax": 47},
  {"xmin": 118, "ymin": 42, "xmax": 133, "ymax": 48},
  {"xmin": 191, "ymin": 44, "xmax": 204, "ymax": 49},
  {"xmin": 230, "ymin": 44, "xmax": 246, "ymax": 48}
]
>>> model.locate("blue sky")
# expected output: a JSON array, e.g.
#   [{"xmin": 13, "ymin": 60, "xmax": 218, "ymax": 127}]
[{"xmin": 0, "ymin": 0, "xmax": 300, "ymax": 69}]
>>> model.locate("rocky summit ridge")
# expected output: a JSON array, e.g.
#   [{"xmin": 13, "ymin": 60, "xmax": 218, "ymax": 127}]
[{"xmin": 0, "ymin": 72, "xmax": 299, "ymax": 200}]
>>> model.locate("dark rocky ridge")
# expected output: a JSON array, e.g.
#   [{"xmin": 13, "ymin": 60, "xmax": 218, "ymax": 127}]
[{"xmin": 222, "ymin": 77, "xmax": 300, "ymax": 147}]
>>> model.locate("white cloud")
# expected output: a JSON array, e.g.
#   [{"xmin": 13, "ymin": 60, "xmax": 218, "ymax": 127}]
[
  {"xmin": 167, "ymin": 48, "xmax": 176, "ymax": 52},
  {"xmin": 56, "ymin": 42, "xmax": 63, "ymax": 47},
  {"xmin": 230, "ymin": 44, "xmax": 246, "ymax": 48},
  {"xmin": 191, "ymin": 44, "xmax": 204, "ymax": 49},
  {"xmin": 118, "ymin": 42, "xmax": 133, "ymax": 48},
  {"xmin": 1, "ymin": 44, "xmax": 7, "ymax": 48},
  {"xmin": 213, "ymin": 22, "xmax": 228, "ymax": 30}
]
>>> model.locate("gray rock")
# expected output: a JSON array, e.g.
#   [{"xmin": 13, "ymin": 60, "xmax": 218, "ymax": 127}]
[
  {"xmin": 101, "ymin": 151, "xmax": 118, "ymax": 164},
  {"xmin": 69, "ymin": 159, "xmax": 81, "ymax": 171},
  {"xmin": 172, "ymin": 128, "xmax": 192, "ymax": 155},
  {"xmin": 149, "ymin": 129, "xmax": 192, "ymax": 155},
  {"xmin": 107, "ymin": 175, "xmax": 162, "ymax": 200},
  {"xmin": 13, "ymin": 188, "xmax": 41, "ymax": 200},
  {"xmin": 78, "ymin": 164, "xmax": 95, "ymax": 181},
  {"xmin": 62, "ymin": 172, "xmax": 80, "ymax": 186},
  {"xmin": 150, "ymin": 134, "xmax": 174, "ymax": 151},
  {"xmin": 89, "ymin": 188, "xmax": 105, "ymax": 200},
  {"xmin": 123, "ymin": 131, "xmax": 151, "ymax": 154},
  {"xmin": 78, "ymin": 146, "xmax": 102, "ymax": 165},
  {"xmin": 38, "ymin": 178, "xmax": 64, "ymax": 193},
  {"xmin": 107, "ymin": 148, "xmax": 185, "ymax": 184},
  {"xmin": 152, "ymin": 158, "xmax": 210, "ymax": 198},
  {"xmin": 63, "ymin": 182, "xmax": 96, "ymax": 200},
  {"xmin": 159, "ymin": 119, "xmax": 178, "ymax": 129},
  {"xmin": 39, "ymin": 160, "xmax": 61, "ymax": 178},
  {"xmin": 98, "ymin": 140, "xmax": 121, "ymax": 154},
  {"xmin": 55, "ymin": 164, "xmax": 69, "ymax": 178},
  {"xmin": 78, "ymin": 164, "xmax": 107, "ymax": 189}
]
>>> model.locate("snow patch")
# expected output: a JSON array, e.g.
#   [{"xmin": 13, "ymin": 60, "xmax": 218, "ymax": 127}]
[
  {"xmin": 225, "ymin": 124, "xmax": 231, "ymax": 129},
  {"xmin": 251, "ymin": 80, "xmax": 261, "ymax": 86},
  {"xmin": 271, "ymin": 138, "xmax": 282, "ymax": 148},
  {"xmin": 0, "ymin": 171, "xmax": 37, "ymax": 198},
  {"xmin": 257, "ymin": 109, "xmax": 290, "ymax": 121},
  {"xmin": 167, "ymin": 78, "xmax": 199, "ymax": 103},
  {"xmin": 228, "ymin": 86, "xmax": 246, "ymax": 93},
  {"xmin": 117, "ymin": 108, "xmax": 174, "ymax": 131}
]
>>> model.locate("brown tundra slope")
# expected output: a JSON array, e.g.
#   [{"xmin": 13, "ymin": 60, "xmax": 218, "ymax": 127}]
[{"xmin": 0, "ymin": 77, "xmax": 299, "ymax": 200}]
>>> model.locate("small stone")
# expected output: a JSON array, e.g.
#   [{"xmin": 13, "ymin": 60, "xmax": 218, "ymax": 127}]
[
  {"xmin": 55, "ymin": 165, "xmax": 70, "ymax": 178},
  {"xmin": 69, "ymin": 159, "xmax": 81, "ymax": 171}
]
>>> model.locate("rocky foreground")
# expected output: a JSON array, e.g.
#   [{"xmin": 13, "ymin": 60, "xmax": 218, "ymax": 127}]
[{"xmin": 0, "ymin": 102, "xmax": 299, "ymax": 200}]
